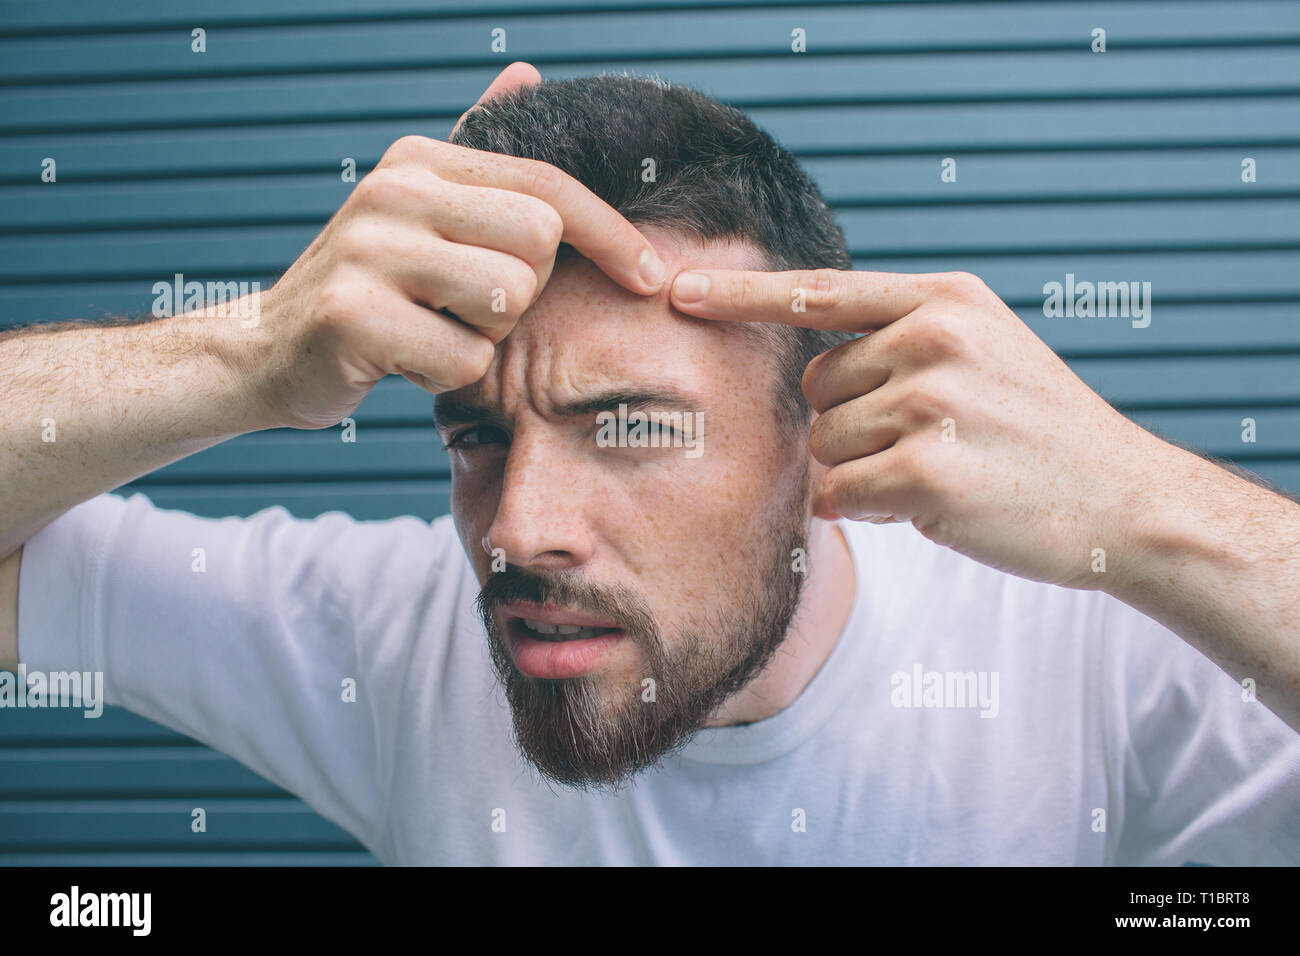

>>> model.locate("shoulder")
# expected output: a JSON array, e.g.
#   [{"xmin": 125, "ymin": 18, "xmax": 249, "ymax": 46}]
[
  {"xmin": 50, "ymin": 492, "xmax": 474, "ymax": 626},
  {"xmin": 838, "ymin": 517, "xmax": 1111, "ymax": 637}
]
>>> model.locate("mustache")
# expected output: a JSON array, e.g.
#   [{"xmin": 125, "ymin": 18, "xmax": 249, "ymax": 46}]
[{"xmin": 476, "ymin": 563, "xmax": 661, "ymax": 649}]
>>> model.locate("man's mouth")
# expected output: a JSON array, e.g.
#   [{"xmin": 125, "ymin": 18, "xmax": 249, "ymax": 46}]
[
  {"xmin": 518, "ymin": 619, "xmax": 619, "ymax": 642},
  {"xmin": 499, "ymin": 600, "xmax": 627, "ymax": 678}
]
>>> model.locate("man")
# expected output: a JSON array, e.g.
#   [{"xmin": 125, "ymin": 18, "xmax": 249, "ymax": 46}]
[{"xmin": 1, "ymin": 63, "xmax": 1298, "ymax": 864}]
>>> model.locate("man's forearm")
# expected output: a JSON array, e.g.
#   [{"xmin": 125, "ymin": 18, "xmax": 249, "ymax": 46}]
[
  {"xmin": 0, "ymin": 297, "xmax": 275, "ymax": 559},
  {"xmin": 1107, "ymin": 442, "xmax": 1300, "ymax": 733}
]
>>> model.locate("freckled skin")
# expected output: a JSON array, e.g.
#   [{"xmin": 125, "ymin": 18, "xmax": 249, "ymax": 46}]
[{"xmin": 443, "ymin": 227, "xmax": 855, "ymax": 726}]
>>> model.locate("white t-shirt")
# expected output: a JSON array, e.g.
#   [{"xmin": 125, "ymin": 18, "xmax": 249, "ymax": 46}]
[{"xmin": 17, "ymin": 492, "xmax": 1300, "ymax": 865}]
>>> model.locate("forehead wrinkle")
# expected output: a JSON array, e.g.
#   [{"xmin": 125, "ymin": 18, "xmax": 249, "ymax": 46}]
[{"xmin": 443, "ymin": 232, "xmax": 775, "ymax": 426}]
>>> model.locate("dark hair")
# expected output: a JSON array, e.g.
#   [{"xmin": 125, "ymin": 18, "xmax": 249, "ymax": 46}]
[{"xmin": 450, "ymin": 73, "xmax": 853, "ymax": 434}]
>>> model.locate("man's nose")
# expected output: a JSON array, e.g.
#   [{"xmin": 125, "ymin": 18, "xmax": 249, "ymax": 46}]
[{"xmin": 482, "ymin": 439, "xmax": 595, "ymax": 571}]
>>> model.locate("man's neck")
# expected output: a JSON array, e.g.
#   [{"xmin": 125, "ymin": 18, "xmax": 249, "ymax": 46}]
[{"xmin": 706, "ymin": 517, "xmax": 857, "ymax": 727}]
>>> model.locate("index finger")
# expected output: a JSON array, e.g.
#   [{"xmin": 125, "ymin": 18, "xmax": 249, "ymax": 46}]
[
  {"xmin": 668, "ymin": 268, "xmax": 934, "ymax": 332},
  {"xmin": 451, "ymin": 61, "xmax": 542, "ymax": 139},
  {"xmin": 424, "ymin": 141, "xmax": 667, "ymax": 296}
]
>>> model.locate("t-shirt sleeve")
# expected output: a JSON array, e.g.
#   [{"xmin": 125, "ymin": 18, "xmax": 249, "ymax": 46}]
[
  {"xmin": 16, "ymin": 491, "xmax": 462, "ymax": 855},
  {"xmin": 1102, "ymin": 598, "xmax": 1300, "ymax": 865}
]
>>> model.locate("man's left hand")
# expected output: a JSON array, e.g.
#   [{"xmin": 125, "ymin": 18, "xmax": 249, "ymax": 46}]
[{"xmin": 669, "ymin": 267, "xmax": 1183, "ymax": 591}]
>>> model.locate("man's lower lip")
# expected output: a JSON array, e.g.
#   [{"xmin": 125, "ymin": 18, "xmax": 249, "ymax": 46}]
[{"xmin": 507, "ymin": 622, "xmax": 625, "ymax": 679}]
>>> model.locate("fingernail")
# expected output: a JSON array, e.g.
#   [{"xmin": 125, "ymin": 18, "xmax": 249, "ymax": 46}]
[
  {"xmin": 638, "ymin": 249, "xmax": 666, "ymax": 289},
  {"xmin": 673, "ymin": 272, "xmax": 710, "ymax": 303}
]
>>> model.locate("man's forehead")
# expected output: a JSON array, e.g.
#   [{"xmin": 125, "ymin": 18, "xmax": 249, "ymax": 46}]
[
  {"xmin": 439, "ymin": 230, "xmax": 771, "ymax": 418},
  {"xmin": 526, "ymin": 229, "xmax": 769, "ymax": 354},
  {"xmin": 579, "ymin": 225, "xmax": 767, "ymax": 273}
]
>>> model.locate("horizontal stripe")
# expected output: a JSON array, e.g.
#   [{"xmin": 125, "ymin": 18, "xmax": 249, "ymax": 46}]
[
  {"xmin": 8, "ymin": 166, "xmax": 1300, "ymax": 233},
  {"xmin": 5, "ymin": 3, "xmax": 1300, "ymax": 85},
  {"xmin": 0, "ymin": 748, "xmax": 284, "ymax": 797},
  {"xmin": 0, "ymin": 799, "xmax": 361, "ymax": 848},
  {"xmin": 6, "ymin": 98, "xmax": 1300, "ymax": 187},
  {"xmin": 6, "ymin": 49, "xmax": 1300, "ymax": 134}
]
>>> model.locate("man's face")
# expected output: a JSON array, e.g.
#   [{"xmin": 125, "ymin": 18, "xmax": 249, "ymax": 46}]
[{"xmin": 436, "ymin": 229, "xmax": 814, "ymax": 790}]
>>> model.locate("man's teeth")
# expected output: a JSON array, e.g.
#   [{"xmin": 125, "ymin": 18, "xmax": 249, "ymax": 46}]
[{"xmin": 521, "ymin": 619, "xmax": 609, "ymax": 640}]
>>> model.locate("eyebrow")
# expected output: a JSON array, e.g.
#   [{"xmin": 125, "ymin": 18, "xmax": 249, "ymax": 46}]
[{"xmin": 433, "ymin": 386, "xmax": 702, "ymax": 429}]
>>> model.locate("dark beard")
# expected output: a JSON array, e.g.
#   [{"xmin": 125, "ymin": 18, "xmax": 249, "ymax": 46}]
[{"xmin": 475, "ymin": 494, "xmax": 812, "ymax": 792}]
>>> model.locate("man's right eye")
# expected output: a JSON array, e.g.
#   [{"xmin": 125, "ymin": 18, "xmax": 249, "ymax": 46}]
[{"xmin": 443, "ymin": 425, "xmax": 508, "ymax": 450}]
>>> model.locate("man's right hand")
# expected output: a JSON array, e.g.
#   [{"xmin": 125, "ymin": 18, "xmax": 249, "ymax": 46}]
[
  {"xmin": 0, "ymin": 61, "xmax": 668, "ymax": 650},
  {"xmin": 251, "ymin": 61, "xmax": 667, "ymax": 430}
]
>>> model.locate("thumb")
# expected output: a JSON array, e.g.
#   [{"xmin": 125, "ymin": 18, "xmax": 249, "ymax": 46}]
[{"xmin": 451, "ymin": 61, "xmax": 542, "ymax": 137}]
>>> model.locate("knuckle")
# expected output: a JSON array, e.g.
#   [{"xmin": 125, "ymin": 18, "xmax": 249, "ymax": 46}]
[
  {"xmin": 821, "ymin": 465, "xmax": 857, "ymax": 514},
  {"xmin": 800, "ymin": 349, "xmax": 838, "ymax": 409},
  {"xmin": 726, "ymin": 273, "xmax": 758, "ymax": 312},
  {"xmin": 523, "ymin": 159, "xmax": 567, "ymax": 200},
  {"xmin": 800, "ymin": 362, "xmax": 824, "ymax": 407},
  {"xmin": 936, "ymin": 270, "xmax": 987, "ymax": 302},
  {"xmin": 316, "ymin": 276, "xmax": 360, "ymax": 329},
  {"xmin": 354, "ymin": 167, "xmax": 411, "ymax": 208},
  {"xmin": 518, "ymin": 199, "xmax": 565, "ymax": 258},
  {"xmin": 335, "ymin": 218, "xmax": 385, "ymax": 263},
  {"xmin": 457, "ymin": 335, "xmax": 496, "ymax": 384},
  {"xmin": 801, "ymin": 269, "xmax": 842, "ymax": 311},
  {"xmin": 502, "ymin": 262, "xmax": 539, "ymax": 311},
  {"xmin": 907, "ymin": 308, "xmax": 967, "ymax": 361},
  {"xmin": 804, "ymin": 334, "xmax": 862, "ymax": 392},
  {"xmin": 904, "ymin": 380, "xmax": 948, "ymax": 423},
  {"xmin": 807, "ymin": 413, "xmax": 839, "ymax": 464},
  {"xmin": 385, "ymin": 134, "xmax": 436, "ymax": 165},
  {"xmin": 891, "ymin": 442, "xmax": 927, "ymax": 484}
]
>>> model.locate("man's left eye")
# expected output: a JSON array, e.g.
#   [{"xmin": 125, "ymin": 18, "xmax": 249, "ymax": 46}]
[
  {"xmin": 644, "ymin": 421, "xmax": 681, "ymax": 439},
  {"xmin": 593, "ymin": 414, "xmax": 689, "ymax": 450},
  {"xmin": 443, "ymin": 425, "xmax": 508, "ymax": 450}
]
